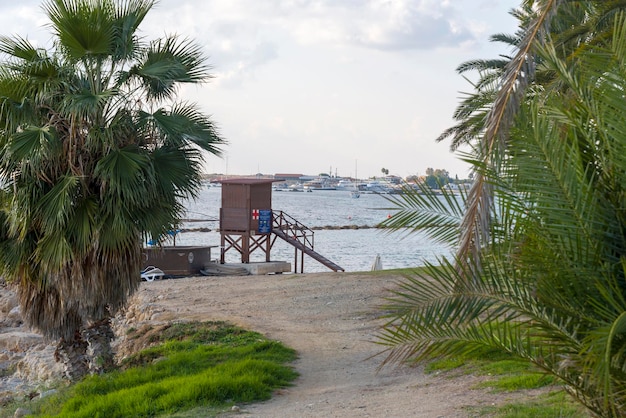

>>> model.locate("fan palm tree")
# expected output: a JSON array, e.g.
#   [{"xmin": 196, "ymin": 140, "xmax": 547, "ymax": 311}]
[
  {"xmin": 378, "ymin": 6, "xmax": 626, "ymax": 417},
  {"xmin": 0, "ymin": 0, "xmax": 224, "ymax": 380}
]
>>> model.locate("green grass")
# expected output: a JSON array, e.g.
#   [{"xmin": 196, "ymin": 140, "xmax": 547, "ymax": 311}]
[
  {"xmin": 7, "ymin": 321, "xmax": 297, "ymax": 418},
  {"xmin": 423, "ymin": 346, "xmax": 589, "ymax": 417},
  {"xmin": 477, "ymin": 391, "xmax": 590, "ymax": 417}
]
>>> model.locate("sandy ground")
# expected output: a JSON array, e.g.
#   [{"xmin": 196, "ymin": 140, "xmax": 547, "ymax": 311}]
[{"xmin": 132, "ymin": 271, "xmax": 540, "ymax": 418}]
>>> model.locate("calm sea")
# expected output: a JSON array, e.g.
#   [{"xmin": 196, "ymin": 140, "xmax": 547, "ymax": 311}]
[{"xmin": 173, "ymin": 187, "xmax": 452, "ymax": 273}]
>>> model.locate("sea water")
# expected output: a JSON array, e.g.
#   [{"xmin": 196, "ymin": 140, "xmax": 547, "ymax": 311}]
[{"xmin": 172, "ymin": 187, "xmax": 453, "ymax": 273}]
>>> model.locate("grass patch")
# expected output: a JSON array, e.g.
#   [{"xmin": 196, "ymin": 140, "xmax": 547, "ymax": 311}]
[
  {"xmin": 477, "ymin": 390, "xmax": 590, "ymax": 417},
  {"xmin": 423, "ymin": 345, "xmax": 590, "ymax": 417},
  {"xmin": 10, "ymin": 321, "xmax": 297, "ymax": 418},
  {"xmin": 425, "ymin": 346, "xmax": 531, "ymax": 379}
]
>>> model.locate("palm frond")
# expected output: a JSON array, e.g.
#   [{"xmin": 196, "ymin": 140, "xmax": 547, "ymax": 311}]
[
  {"xmin": 94, "ymin": 145, "xmax": 151, "ymax": 205},
  {"xmin": 0, "ymin": 36, "xmax": 45, "ymax": 62},
  {"xmin": 456, "ymin": 58, "xmax": 509, "ymax": 74},
  {"xmin": 36, "ymin": 175, "xmax": 79, "ymax": 234},
  {"xmin": 111, "ymin": 0, "xmax": 154, "ymax": 61},
  {"xmin": 133, "ymin": 35, "xmax": 211, "ymax": 101},
  {"xmin": 457, "ymin": 0, "xmax": 562, "ymax": 269},
  {"xmin": 138, "ymin": 103, "xmax": 225, "ymax": 154},
  {"xmin": 44, "ymin": 0, "xmax": 117, "ymax": 61},
  {"xmin": 379, "ymin": 182, "xmax": 464, "ymax": 246}
]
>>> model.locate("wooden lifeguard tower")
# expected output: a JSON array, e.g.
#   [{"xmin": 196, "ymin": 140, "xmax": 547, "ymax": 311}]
[
  {"xmin": 219, "ymin": 177, "xmax": 344, "ymax": 273},
  {"xmin": 219, "ymin": 178, "xmax": 276, "ymax": 263}
]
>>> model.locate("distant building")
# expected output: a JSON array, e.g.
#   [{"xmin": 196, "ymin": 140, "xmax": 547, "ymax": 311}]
[{"xmin": 273, "ymin": 173, "xmax": 303, "ymax": 182}]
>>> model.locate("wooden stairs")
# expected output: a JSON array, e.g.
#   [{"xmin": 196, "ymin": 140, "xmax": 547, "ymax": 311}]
[{"xmin": 272, "ymin": 211, "xmax": 344, "ymax": 273}]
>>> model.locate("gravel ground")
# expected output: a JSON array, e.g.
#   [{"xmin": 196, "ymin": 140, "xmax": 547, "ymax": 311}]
[{"xmin": 130, "ymin": 271, "xmax": 544, "ymax": 417}]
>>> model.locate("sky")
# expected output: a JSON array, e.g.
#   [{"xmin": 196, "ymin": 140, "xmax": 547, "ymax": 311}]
[{"xmin": 0, "ymin": 0, "xmax": 521, "ymax": 179}]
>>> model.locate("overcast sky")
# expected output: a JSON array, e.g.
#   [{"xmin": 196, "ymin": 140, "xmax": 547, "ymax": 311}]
[{"xmin": 0, "ymin": 0, "xmax": 521, "ymax": 179}]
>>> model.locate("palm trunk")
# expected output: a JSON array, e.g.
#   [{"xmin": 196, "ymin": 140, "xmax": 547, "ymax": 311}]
[
  {"xmin": 54, "ymin": 331, "xmax": 89, "ymax": 381},
  {"xmin": 82, "ymin": 317, "xmax": 116, "ymax": 374}
]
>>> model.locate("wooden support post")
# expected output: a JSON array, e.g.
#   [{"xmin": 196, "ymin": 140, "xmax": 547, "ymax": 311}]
[{"xmin": 242, "ymin": 233, "xmax": 249, "ymax": 263}]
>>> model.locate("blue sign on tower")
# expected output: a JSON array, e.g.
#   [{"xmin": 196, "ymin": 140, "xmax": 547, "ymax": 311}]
[{"xmin": 258, "ymin": 209, "xmax": 272, "ymax": 234}]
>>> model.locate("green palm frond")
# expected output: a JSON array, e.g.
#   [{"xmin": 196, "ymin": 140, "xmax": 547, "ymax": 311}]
[
  {"xmin": 62, "ymin": 88, "xmax": 117, "ymax": 120},
  {"xmin": 381, "ymin": 9, "xmax": 626, "ymax": 416},
  {"xmin": 379, "ymin": 182, "xmax": 464, "ymax": 246},
  {"xmin": 94, "ymin": 145, "xmax": 151, "ymax": 202},
  {"xmin": 8, "ymin": 126, "xmax": 61, "ymax": 164},
  {"xmin": 45, "ymin": 0, "xmax": 117, "ymax": 61},
  {"xmin": 489, "ymin": 32, "xmax": 521, "ymax": 47},
  {"xmin": 133, "ymin": 35, "xmax": 211, "ymax": 101},
  {"xmin": 66, "ymin": 194, "xmax": 97, "ymax": 252},
  {"xmin": 137, "ymin": 103, "xmax": 225, "ymax": 154},
  {"xmin": 0, "ymin": 36, "xmax": 45, "ymax": 62},
  {"xmin": 435, "ymin": 76, "xmax": 498, "ymax": 149},
  {"xmin": 111, "ymin": 0, "xmax": 154, "ymax": 61},
  {"xmin": 455, "ymin": 58, "xmax": 508, "ymax": 74},
  {"xmin": 0, "ymin": 0, "xmax": 225, "ymax": 347},
  {"xmin": 168, "ymin": 102, "xmax": 225, "ymax": 154},
  {"xmin": 36, "ymin": 175, "xmax": 79, "ymax": 234},
  {"xmin": 151, "ymin": 145, "xmax": 204, "ymax": 196},
  {"xmin": 377, "ymin": 256, "xmax": 581, "ymax": 369},
  {"xmin": 35, "ymin": 230, "xmax": 73, "ymax": 273}
]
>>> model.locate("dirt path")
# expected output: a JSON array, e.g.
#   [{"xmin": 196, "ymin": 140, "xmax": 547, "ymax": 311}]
[{"xmin": 131, "ymin": 272, "xmax": 525, "ymax": 417}]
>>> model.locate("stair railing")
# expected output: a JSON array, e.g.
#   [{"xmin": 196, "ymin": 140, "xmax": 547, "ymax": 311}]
[{"xmin": 272, "ymin": 210, "xmax": 314, "ymax": 251}]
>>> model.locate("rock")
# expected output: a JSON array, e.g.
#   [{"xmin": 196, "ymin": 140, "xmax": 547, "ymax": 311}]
[
  {"xmin": 0, "ymin": 392, "xmax": 14, "ymax": 406},
  {"xmin": 0, "ymin": 331, "xmax": 42, "ymax": 352},
  {"xmin": 13, "ymin": 407, "xmax": 32, "ymax": 417},
  {"xmin": 7, "ymin": 305, "xmax": 21, "ymax": 323},
  {"xmin": 0, "ymin": 293, "xmax": 18, "ymax": 314},
  {"xmin": 39, "ymin": 388, "xmax": 58, "ymax": 398},
  {"xmin": 16, "ymin": 344, "xmax": 63, "ymax": 384}
]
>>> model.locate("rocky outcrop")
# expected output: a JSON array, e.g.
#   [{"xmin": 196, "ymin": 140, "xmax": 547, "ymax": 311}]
[
  {"xmin": 0, "ymin": 280, "xmax": 64, "ymax": 401},
  {"xmin": 0, "ymin": 280, "xmax": 168, "ymax": 400}
]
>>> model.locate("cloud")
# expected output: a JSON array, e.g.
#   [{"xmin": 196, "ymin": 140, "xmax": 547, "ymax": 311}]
[
  {"xmin": 269, "ymin": 0, "xmax": 477, "ymax": 50},
  {"xmin": 145, "ymin": 0, "xmax": 481, "ymax": 87},
  {"xmin": 355, "ymin": 1, "xmax": 474, "ymax": 50},
  {"xmin": 0, "ymin": 2, "xmax": 51, "ymax": 46}
]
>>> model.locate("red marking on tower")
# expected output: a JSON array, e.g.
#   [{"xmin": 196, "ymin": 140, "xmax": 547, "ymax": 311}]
[{"xmin": 252, "ymin": 209, "xmax": 259, "ymax": 220}]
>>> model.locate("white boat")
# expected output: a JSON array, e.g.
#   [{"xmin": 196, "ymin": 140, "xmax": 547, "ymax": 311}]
[
  {"xmin": 273, "ymin": 182, "xmax": 291, "ymax": 191},
  {"xmin": 335, "ymin": 179, "xmax": 357, "ymax": 191},
  {"xmin": 289, "ymin": 183, "xmax": 305, "ymax": 192},
  {"xmin": 303, "ymin": 178, "xmax": 336, "ymax": 191},
  {"xmin": 364, "ymin": 179, "xmax": 399, "ymax": 194}
]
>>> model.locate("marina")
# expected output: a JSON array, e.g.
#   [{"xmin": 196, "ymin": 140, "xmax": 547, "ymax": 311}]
[{"xmin": 171, "ymin": 186, "xmax": 453, "ymax": 273}]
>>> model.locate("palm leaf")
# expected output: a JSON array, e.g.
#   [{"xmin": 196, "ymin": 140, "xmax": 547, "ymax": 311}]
[
  {"xmin": 44, "ymin": 0, "xmax": 117, "ymax": 61},
  {"xmin": 458, "ymin": 0, "xmax": 562, "ymax": 270},
  {"xmin": 36, "ymin": 175, "xmax": 79, "ymax": 235},
  {"xmin": 94, "ymin": 145, "xmax": 151, "ymax": 205},
  {"xmin": 379, "ymin": 181, "xmax": 464, "ymax": 246},
  {"xmin": 133, "ymin": 35, "xmax": 211, "ymax": 101}
]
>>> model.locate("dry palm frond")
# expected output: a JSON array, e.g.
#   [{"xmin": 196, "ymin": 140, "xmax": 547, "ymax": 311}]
[{"xmin": 457, "ymin": 0, "xmax": 563, "ymax": 275}]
